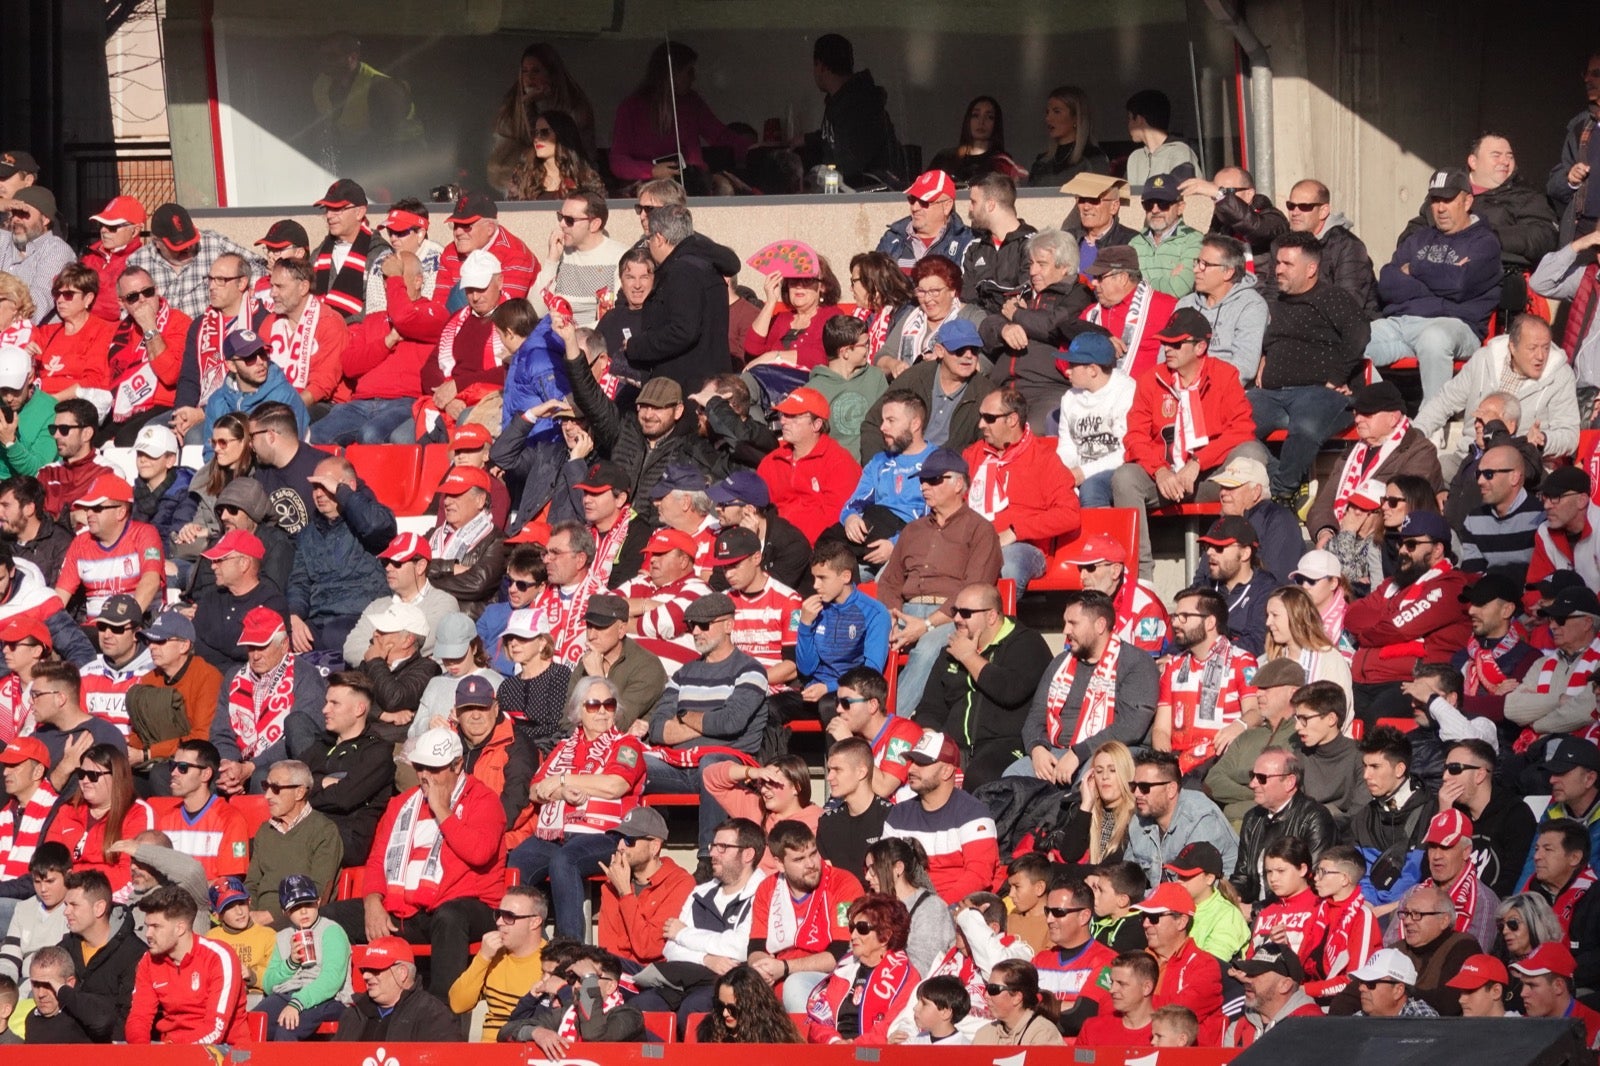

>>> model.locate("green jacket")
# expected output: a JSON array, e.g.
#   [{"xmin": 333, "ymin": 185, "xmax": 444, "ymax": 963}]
[
  {"xmin": 1206, "ymin": 715, "xmax": 1301, "ymax": 827},
  {"xmin": 0, "ymin": 388, "xmax": 57, "ymax": 478},
  {"xmin": 1191, "ymin": 884, "xmax": 1251, "ymax": 962},
  {"xmin": 1131, "ymin": 221, "xmax": 1204, "ymax": 298},
  {"xmin": 808, "ymin": 361, "xmax": 889, "ymax": 462}
]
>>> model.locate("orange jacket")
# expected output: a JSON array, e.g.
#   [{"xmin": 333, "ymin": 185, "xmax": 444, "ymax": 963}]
[{"xmin": 596, "ymin": 856, "xmax": 695, "ymax": 965}]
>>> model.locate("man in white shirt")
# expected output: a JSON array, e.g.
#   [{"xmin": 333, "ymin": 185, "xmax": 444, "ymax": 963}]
[{"xmin": 531, "ymin": 190, "xmax": 626, "ymax": 328}]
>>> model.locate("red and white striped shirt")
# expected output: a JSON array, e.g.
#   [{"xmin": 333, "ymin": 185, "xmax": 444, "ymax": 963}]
[
  {"xmin": 1116, "ymin": 578, "xmax": 1170, "ymax": 654},
  {"xmin": 730, "ymin": 578, "xmax": 802, "ymax": 694},
  {"xmin": 614, "ymin": 573, "xmax": 713, "ymax": 646},
  {"xmin": 81, "ymin": 648, "xmax": 156, "ymax": 737},
  {"xmin": 1161, "ymin": 637, "xmax": 1257, "ymax": 773}
]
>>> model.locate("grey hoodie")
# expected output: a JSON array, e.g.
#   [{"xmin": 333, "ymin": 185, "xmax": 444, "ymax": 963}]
[
  {"xmin": 1125, "ymin": 788, "xmax": 1240, "ymax": 890},
  {"xmin": 1176, "ymin": 269, "xmax": 1269, "ymax": 384}
]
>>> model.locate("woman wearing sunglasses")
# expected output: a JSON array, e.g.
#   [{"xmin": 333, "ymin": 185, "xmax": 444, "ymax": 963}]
[
  {"xmin": 1493, "ymin": 892, "xmax": 1563, "ymax": 1013},
  {"xmin": 695, "ymin": 962, "xmax": 803, "ymax": 1043},
  {"xmin": 508, "ymin": 676, "xmax": 646, "ymax": 940},
  {"xmin": 44, "ymin": 743, "xmax": 155, "ymax": 894},
  {"xmin": 972, "ymin": 959, "xmax": 1064, "ymax": 1046},
  {"xmin": 804, "ymin": 892, "xmax": 919, "ymax": 1045},
  {"xmin": 32, "ymin": 263, "xmax": 115, "ymax": 409},
  {"xmin": 1326, "ymin": 474, "xmax": 1438, "ymax": 598}
]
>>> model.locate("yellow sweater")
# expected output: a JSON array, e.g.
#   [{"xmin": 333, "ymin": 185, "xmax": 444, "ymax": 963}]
[
  {"xmin": 208, "ymin": 923, "xmax": 278, "ymax": 991},
  {"xmin": 448, "ymin": 948, "xmax": 544, "ymax": 1041}
]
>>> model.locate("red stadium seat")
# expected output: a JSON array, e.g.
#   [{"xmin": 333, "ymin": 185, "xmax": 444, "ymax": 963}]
[
  {"xmin": 344, "ymin": 443, "xmax": 423, "ymax": 515},
  {"xmin": 1374, "ymin": 717, "xmax": 1419, "ymax": 734},
  {"xmin": 1578, "ymin": 429, "xmax": 1600, "ymax": 503},
  {"xmin": 1032, "ymin": 508, "xmax": 1141, "ymax": 593},
  {"xmin": 683, "ymin": 1012, "xmax": 709, "ymax": 1042},
  {"xmin": 246, "ymin": 1010, "xmax": 267, "ymax": 1041},
  {"xmin": 641, "ymin": 1010, "xmax": 677, "ymax": 1043},
  {"xmin": 643, "ymin": 795, "xmax": 699, "ymax": 808},
  {"xmin": 231, "ymin": 794, "xmax": 271, "ymax": 836},
  {"xmin": 409, "ymin": 443, "xmax": 456, "ymax": 515},
  {"xmin": 335, "ymin": 866, "xmax": 365, "ymax": 901}
]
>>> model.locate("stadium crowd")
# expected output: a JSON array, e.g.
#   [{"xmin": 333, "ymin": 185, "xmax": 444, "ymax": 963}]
[{"xmin": 3, "ymin": 30, "xmax": 1600, "ymax": 1055}]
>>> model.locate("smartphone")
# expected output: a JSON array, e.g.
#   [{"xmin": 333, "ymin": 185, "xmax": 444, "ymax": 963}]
[{"xmin": 652, "ymin": 153, "xmax": 683, "ymax": 169}]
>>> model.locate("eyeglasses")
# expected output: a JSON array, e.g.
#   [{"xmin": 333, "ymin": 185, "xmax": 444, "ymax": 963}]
[
  {"xmin": 984, "ymin": 983, "xmax": 1018, "ymax": 996},
  {"xmin": 1544, "ymin": 490, "xmax": 1586, "ymax": 503},
  {"xmin": 1169, "ymin": 611, "xmax": 1205, "ymax": 622},
  {"xmin": 1249, "ymin": 771, "xmax": 1291, "ymax": 784},
  {"xmin": 169, "ymin": 761, "xmax": 201, "ymax": 774},
  {"xmin": 556, "ymin": 214, "xmax": 592, "ymax": 226},
  {"xmin": 494, "ymin": 908, "xmax": 537, "ymax": 923},
  {"xmin": 850, "ymin": 921, "xmax": 877, "ymax": 936},
  {"xmin": 264, "ymin": 782, "xmax": 307, "ymax": 794},
  {"xmin": 1044, "ymin": 905, "xmax": 1087, "ymax": 918},
  {"xmin": 1292, "ymin": 712, "xmax": 1330, "ymax": 724},
  {"xmin": 1397, "ymin": 909, "xmax": 1447, "ymax": 922},
  {"xmin": 952, "ymin": 606, "xmax": 989, "ymax": 619},
  {"xmin": 1131, "ymin": 780, "xmax": 1171, "ymax": 794},
  {"xmin": 121, "ymin": 286, "xmax": 158, "ymax": 303},
  {"xmin": 205, "ymin": 275, "xmax": 245, "ymax": 285},
  {"xmin": 31, "ymin": 688, "xmax": 64, "ymax": 701},
  {"xmin": 1193, "ymin": 259, "xmax": 1228, "ymax": 271},
  {"xmin": 1381, "ymin": 496, "xmax": 1407, "ymax": 507},
  {"xmin": 582, "ymin": 698, "xmax": 619, "ymax": 712},
  {"xmin": 508, "ymin": 578, "xmax": 539, "ymax": 591},
  {"xmin": 78, "ymin": 769, "xmax": 111, "ymax": 783},
  {"xmin": 95, "ymin": 622, "xmax": 133, "ymax": 634},
  {"xmin": 913, "ymin": 287, "xmax": 948, "ymax": 298},
  {"xmin": 1443, "ymin": 762, "xmax": 1487, "ymax": 776},
  {"xmin": 53, "ymin": 290, "xmax": 84, "ymax": 300},
  {"xmin": 541, "ymin": 547, "xmax": 574, "ymax": 557},
  {"xmin": 1476, "ymin": 467, "xmax": 1515, "ymax": 480},
  {"xmin": 1398, "ymin": 538, "xmax": 1435, "ymax": 551},
  {"xmin": 47, "ymin": 423, "xmax": 84, "ymax": 435},
  {"xmin": 1283, "ymin": 201, "xmax": 1327, "ymax": 212},
  {"xmin": 1313, "ymin": 866, "xmax": 1344, "ymax": 879},
  {"xmin": 708, "ymin": 841, "xmax": 748, "ymax": 853}
]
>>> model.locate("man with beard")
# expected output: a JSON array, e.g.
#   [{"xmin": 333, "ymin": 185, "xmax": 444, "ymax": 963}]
[
  {"xmin": 1344, "ymin": 512, "xmax": 1472, "ymax": 728},
  {"xmin": 1010, "ymin": 589, "xmax": 1159, "ymax": 785},
  {"xmin": 0, "ymin": 187, "xmax": 73, "ymax": 322},
  {"xmin": 1153, "ymin": 587, "xmax": 1259, "ymax": 779},
  {"xmin": 1450, "ymin": 573, "xmax": 1540, "ymax": 727},
  {"xmin": 1195, "ymin": 516, "xmax": 1276, "ymax": 655},
  {"xmin": 825, "ymin": 391, "xmax": 933, "ymax": 567},
  {"xmin": 746, "ymin": 820, "xmax": 863, "ymax": 1011},
  {"xmin": 1439, "ymin": 739, "xmax": 1534, "ymax": 899}
]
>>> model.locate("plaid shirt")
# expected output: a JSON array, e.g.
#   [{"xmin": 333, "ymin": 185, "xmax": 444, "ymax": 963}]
[{"xmin": 129, "ymin": 231, "xmax": 266, "ymax": 319}]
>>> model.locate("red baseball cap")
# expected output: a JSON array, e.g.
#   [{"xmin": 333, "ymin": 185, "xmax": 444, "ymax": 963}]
[
  {"xmin": 1511, "ymin": 942, "xmax": 1577, "ymax": 979},
  {"xmin": 1446, "ymin": 953, "xmax": 1509, "ymax": 990},
  {"xmin": 201, "ymin": 528, "xmax": 265, "ymax": 562},
  {"xmin": 437, "ymin": 467, "xmax": 493, "ymax": 497},
  {"xmin": 1423, "ymin": 809, "xmax": 1472, "ymax": 848},
  {"xmin": 74, "ymin": 474, "xmax": 134, "ymax": 507},
  {"xmin": 505, "ymin": 524, "xmax": 546, "ymax": 545},
  {"xmin": 378, "ymin": 533, "xmax": 432, "ymax": 562},
  {"xmin": 0, "ymin": 736, "xmax": 50, "ymax": 770},
  {"xmin": 906, "ymin": 170, "xmax": 956, "ymax": 203},
  {"xmin": 1133, "ymin": 882, "xmax": 1197, "ymax": 917},
  {"xmin": 381, "ymin": 208, "xmax": 427, "ymax": 234},
  {"xmin": 0, "ymin": 615, "xmax": 52, "ymax": 650},
  {"xmin": 772, "ymin": 387, "xmax": 831, "ymax": 420},
  {"xmin": 237, "ymin": 606, "xmax": 286, "ymax": 647},
  {"xmin": 358, "ymin": 935, "xmax": 415, "ymax": 969},
  {"xmin": 449, "ymin": 423, "xmax": 492, "ymax": 452},
  {"xmin": 1061, "ymin": 533, "xmax": 1127, "ymax": 567},
  {"xmin": 90, "ymin": 195, "xmax": 147, "ymax": 229},
  {"xmin": 642, "ymin": 529, "xmax": 697, "ymax": 557}
]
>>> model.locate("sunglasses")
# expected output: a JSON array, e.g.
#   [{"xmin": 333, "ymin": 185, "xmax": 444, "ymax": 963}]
[
  {"xmin": 1381, "ymin": 496, "xmax": 1407, "ymax": 507},
  {"xmin": 837, "ymin": 695, "xmax": 873, "ymax": 707},
  {"xmin": 169, "ymin": 761, "xmax": 201, "ymax": 774},
  {"xmin": 47, "ymin": 423, "xmax": 84, "ymax": 435},
  {"xmin": 1476, "ymin": 467, "xmax": 1514, "ymax": 480},
  {"xmin": 1131, "ymin": 780, "xmax": 1170, "ymax": 794},
  {"xmin": 1294, "ymin": 575, "xmax": 1324, "ymax": 587},
  {"xmin": 1078, "ymin": 563, "xmax": 1105, "ymax": 574},
  {"xmin": 210, "ymin": 437, "xmax": 240, "ymax": 449},
  {"xmin": 1249, "ymin": 771, "xmax": 1290, "ymax": 784},
  {"xmin": 494, "ymin": 908, "xmax": 537, "ymax": 923},
  {"xmin": 850, "ymin": 921, "xmax": 877, "ymax": 936},
  {"xmin": 95, "ymin": 622, "xmax": 133, "ymax": 634},
  {"xmin": 121, "ymin": 285, "xmax": 158, "ymax": 303},
  {"xmin": 1499, "ymin": 918, "xmax": 1522, "ymax": 931},
  {"xmin": 82, "ymin": 504, "xmax": 123, "ymax": 513},
  {"xmin": 1358, "ymin": 979, "xmax": 1399, "ymax": 990},
  {"xmin": 383, "ymin": 558, "xmax": 415, "ymax": 569},
  {"xmin": 78, "ymin": 769, "xmax": 111, "ymax": 783},
  {"xmin": 1, "ymin": 640, "xmax": 41, "ymax": 651},
  {"xmin": 383, "ymin": 227, "xmax": 420, "ymax": 239},
  {"xmin": 905, "ymin": 196, "xmax": 935, "ymax": 208},
  {"xmin": 687, "ymin": 618, "xmax": 729, "ymax": 632},
  {"xmin": 1283, "ymin": 201, "xmax": 1326, "ymax": 212},
  {"xmin": 264, "ymin": 782, "xmax": 306, "ymax": 794},
  {"xmin": 508, "ymin": 578, "xmax": 539, "ymax": 591},
  {"xmin": 582, "ymin": 698, "xmax": 619, "ymax": 712},
  {"xmin": 1398, "ymin": 538, "xmax": 1435, "ymax": 551},
  {"xmin": 977, "ymin": 411, "xmax": 1011, "ymax": 424},
  {"xmin": 984, "ymin": 983, "xmax": 1018, "ymax": 996},
  {"xmin": 1443, "ymin": 762, "xmax": 1487, "ymax": 775},
  {"xmin": 230, "ymin": 352, "xmax": 270, "ymax": 366},
  {"xmin": 716, "ymin": 1000, "xmax": 740, "ymax": 1018},
  {"xmin": 53, "ymin": 290, "xmax": 85, "ymax": 300},
  {"xmin": 1044, "ymin": 905, "xmax": 1087, "ymax": 918},
  {"xmin": 556, "ymin": 214, "xmax": 592, "ymax": 227},
  {"xmin": 635, "ymin": 203, "xmax": 658, "ymax": 216},
  {"xmin": 952, "ymin": 607, "xmax": 989, "ymax": 619}
]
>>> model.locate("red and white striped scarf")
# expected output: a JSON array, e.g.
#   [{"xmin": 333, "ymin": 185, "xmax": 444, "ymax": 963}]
[
  {"xmin": 427, "ymin": 508, "xmax": 495, "ymax": 563},
  {"xmin": 195, "ymin": 308, "xmax": 234, "ymax": 404},
  {"xmin": 1085, "ymin": 281, "xmax": 1154, "ymax": 376},
  {"xmin": 0, "ymin": 781, "xmax": 58, "ymax": 879},
  {"xmin": 529, "ymin": 570, "xmax": 608, "ymax": 666},
  {"xmin": 853, "ymin": 304, "xmax": 896, "ymax": 357},
  {"xmin": 926, "ymin": 934, "xmax": 1022, "ymax": 1020},
  {"xmin": 1331, "ymin": 418, "xmax": 1410, "ymax": 521},
  {"xmin": 267, "ymin": 297, "xmax": 324, "ymax": 389},
  {"xmin": 1531, "ymin": 639, "xmax": 1600, "ymax": 696},
  {"xmin": 1524, "ymin": 866, "xmax": 1599, "ymax": 936},
  {"xmin": 1463, "ymin": 627, "xmax": 1526, "ymax": 696},
  {"xmin": 557, "ymin": 989, "xmax": 625, "ymax": 1042},
  {"xmin": 226, "ymin": 654, "xmax": 297, "ymax": 760},
  {"xmin": 533, "ymin": 728, "xmax": 632, "ymax": 840},
  {"xmin": 0, "ymin": 319, "xmax": 32, "ymax": 352},
  {"xmin": 0, "ymin": 674, "xmax": 31, "ymax": 744},
  {"xmin": 1044, "ymin": 640, "xmax": 1122, "ymax": 747},
  {"xmin": 380, "ymin": 777, "xmax": 468, "ymax": 912},
  {"xmin": 591, "ymin": 513, "xmax": 633, "ymax": 586},
  {"xmin": 967, "ymin": 428, "xmax": 1036, "ymax": 522},
  {"xmin": 1443, "ymin": 866, "xmax": 1479, "ymax": 936},
  {"xmin": 109, "ymin": 301, "xmax": 173, "ymax": 419}
]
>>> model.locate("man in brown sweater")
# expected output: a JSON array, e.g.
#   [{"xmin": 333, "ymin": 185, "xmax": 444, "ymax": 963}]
[
  {"xmin": 127, "ymin": 610, "xmax": 223, "ymax": 785},
  {"xmin": 876, "ymin": 448, "xmax": 1002, "ymax": 714}
]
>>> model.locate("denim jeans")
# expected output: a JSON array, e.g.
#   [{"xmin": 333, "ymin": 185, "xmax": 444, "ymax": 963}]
[
  {"xmin": 1364, "ymin": 315, "xmax": 1482, "ymax": 400},
  {"xmin": 309, "ymin": 397, "xmax": 418, "ymax": 445},
  {"xmin": 1077, "ymin": 469, "xmax": 1115, "ymax": 508},
  {"xmin": 1249, "ymin": 386, "xmax": 1354, "ymax": 498},
  {"xmin": 1001, "ymin": 541, "xmax": 1047, "ymax": 595},
  {"xmin": 508, "ymin": 830, "xmax": 623, "ymax": 939},
  {"xmin": 642, "ymin": 753, "xmax": 738, "ymax": 855},
  {"xmin": 781, "ymin": 970, "xmax": 829, "ymax": 1012},
  {"xmin": 893, "ymin": 600, "xmax": 953, "ymax": 716}
]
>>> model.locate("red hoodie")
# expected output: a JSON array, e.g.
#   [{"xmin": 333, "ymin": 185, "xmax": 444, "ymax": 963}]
[
  {"xmin": 1344, "ymin": 561, "xmax": 1473, "ymax": 685},
  {"xmin": 962, "ymin": 428, "xmax": 1081, "ymax": 547},
  {"xmin": 83, "ymin": 236, "xmax": 145, "ymax": 323},
  {"xmin": 364, "ymin": 775, "xmax": 509, "ymax": 919},
  {"xmin": 338, "ymin": 275, "xmax": 445, "ymax": 401},
  {"xmin": 757, "ymin": 434, "xmax": 862, "ymax": 544},
  {"xmin": 1123, "ymin": 357, "xmax": 1257, "ymax": 478}
]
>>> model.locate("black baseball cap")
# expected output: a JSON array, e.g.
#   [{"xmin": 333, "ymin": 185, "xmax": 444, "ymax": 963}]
[
  {"xmin": 447, "ymin": 191, "xmax": 498, "ymax": 225},
  {"xmin": 1460, "ymin": 573, "xmax": 1523, "ymax": 607},
  {"xmin": 1153, "ymin": 307, "xmax": 1212, "ymax": 345},
  {"xmin": 257, "ymin": 219, "xmax": 310, "ymax": 251},
  {"xmin": 314, "ymin": 178, "xmax": 367, "ymax": 209},
  {"xmin": 1352, "ymin": 381, "xmax": 1405, "ymax": 416}
]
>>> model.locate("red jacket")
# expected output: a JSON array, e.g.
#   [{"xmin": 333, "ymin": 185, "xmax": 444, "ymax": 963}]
[
  {"xmin": 338, "ymin": 276, "xmax": 443, "ymax": 401},
  {"xmin": 744, "ymin": 305, "xmax": 847, "ymax": 369},
  {"xmin": 962, "ymin": 429, "xmax": 1080, "ymax": 547},
  {"xmin": 1152, "ymin": 937, "xmax": 1224, "ymax": 1046},
  {"xmin": 1344, "ymin": 561, "xmax": 1473, "ymax": 685},
  {"xmin": 597, "ymin": 855, "xmax": 696, "ymax": 965},
  {"xmin": 107, "ymin": 302, "xmax": 192, "ymax": 414},
  {"xmin": 432, "ymin": 225, "xmax": 538, "ymax": 306},
  {"xmin": 1123, "ymin": 358, "xmax": 1257, "ymax": 477},
  {"xmin": 806, "ymin": 950, "xmax": 920, "ymax": 1045},
  {"xmin": 125, "ymin": 935, "xmax": 249, "ymax": 1045},
  {"xmin": 364, "ymin": 776, "xmax": 508, "ymax": 919},
  {"xmin": 84, "ymin": 237, "xmax": 144, "ymax": 323},
  {"xmin": 758, "ymin": 435, "xmax": 862, "ymax": 544},
  {"xmin": 47, "ymin": 798, "xmax": 156, "ymax": 893}
]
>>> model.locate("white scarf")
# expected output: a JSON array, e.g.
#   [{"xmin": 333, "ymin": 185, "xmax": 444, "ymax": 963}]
[
  {"xmin": 900, "ymin": 300, "xmax": 967, "ymax": 364},
  {"xmin": 428, "ymin": 507, "xmax": 495, "ymax": 562},
  {"xmin": 381, "ymin": 775, "xmax": 468, "ymax": 908},
  {"xmin": 268, "ymin": 297, "xmax": 323, "ymax": 389},
  {"xmin": 1085, "ymin": 281, "xmax": 1154, "ymax": 376},
  {"xmin": 195, "ymin": 308, "xmax": 234, "ymax": 403},
  {"xmin": 1045, "ymin": 640, "xmax": 1123, "ymax": 747},
  {"xmin": 1331, "ymin": 418, "xmax": 1410, "ymax": 521},
  {"xmin": 111, "ymin": 302, "xmax": 173, "ymax": 419}
]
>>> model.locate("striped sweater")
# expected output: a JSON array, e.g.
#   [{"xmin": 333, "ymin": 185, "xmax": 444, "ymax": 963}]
[
  {"xmin": 646, "ymin": 649, "xmax": 769, "ymax": 757},
  {"xmin": 0, "ymin": 780, "xmax": 59, "ymax": 881},
  {"xmin": 1458, "ymin": 489, "xmax": 1546, "ymax": 579}
]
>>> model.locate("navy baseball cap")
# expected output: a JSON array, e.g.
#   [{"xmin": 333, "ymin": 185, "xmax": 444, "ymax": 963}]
[
  {"xmin": 145, "ymin": 610, "xmax": 195, "ymax": 643},
  {"xmin": 224, "ymin": 329, "xmax": 266, "ymax": 361},
  {"xmin": 455, "ymin": 675, "xmax": 496, "ymax": 709},
  {"xmin": 708, "ymin": 470, "xmax": 770, "ymax": 508},
  {"xmin": 917, "ymin": 448, "xmax": 969, "ymax": 482},
  {"xmin": 279, "ymin": 874, "xmax": 320, "ymax": 910},
  {"xmin": 648, "ymin": 460, "xmax": 709, "ymax": 500},
  {"xmin": 1396, "ymin": 512, "xmax": 1450, "ymax": 542}
]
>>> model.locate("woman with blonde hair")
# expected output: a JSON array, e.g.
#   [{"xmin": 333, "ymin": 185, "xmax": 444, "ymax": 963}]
[
  {"xmin": 1263, "ymin": 585, "xmax": 1353, "ymax": 712},
  {"xmin": 0, "ymin": 272, "xmax": 36, "ymax": 349},
  {"xmin": 1027, "ymin": 86, "xmax": 1110, "ymax": 188},
  {"xmin": 1054, "ymin": 741, "xmax": 1135, "ymax": 864},
  {"xmin": 488, "ymin": 42, "xmax": 595, "ymax": 193}
]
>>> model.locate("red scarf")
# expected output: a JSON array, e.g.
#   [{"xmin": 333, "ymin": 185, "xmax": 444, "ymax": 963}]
[
  {"xmin": 268, "ymin": 297, "xmax": 324, "ymax": 389},
  {"xmin": 1463, "ymin": 626, "xmax": 1525, "ymax": 696},
  {"xmin": 853, "ymin": 305, "xmax": 896, "ymax": 357},
  {"xmin": 380, "ymin": 778, "xmax": 467, "ymax": 913},
  {"xmin": 967, "ymin": 428, "xmax": 1036, "ymax": 522},
  {"xmin": 195, "ymin": 308, "xmax": 234, "ymax": 404},
  {"xmin": 1524, "ymin": 867, "xmax": 1599, "ymax": 936},
  {"xmin": 0, "ymin": 674, "xmax": 28, "ymax": 745},
  {"xmin": 1331, "ymin": 418, "xmax": 1410, "ymax": 521},
  {"xmin": 226, "ymin": 654, "xmax": 296, "ymax": 759},
  {"xmin": 557, "ymin": 989, "xmax": 625, "ymax": 1042},
  {"xmin": 1532, "ymin": 640, "xmax": 1600, "ymax": 695},
  {"xmin": 533, "ymin": 729, "xmax": 638, "ymax": 839},
  {"xmin": 1443, "ymin": 866, "xmax": 1479, "ymax": 936},
  {"xmin": 1044, "ymin": 640, "xmax": 1122, "ymax": 747},
  {"xmin": 109, "ymin": 301, "xmax": 173, "ymax": 419}
]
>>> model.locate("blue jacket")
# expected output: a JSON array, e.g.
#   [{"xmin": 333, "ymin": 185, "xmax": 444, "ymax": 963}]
[
  {"xmin": 875, "ymin": 215, "xmax": 975, "ymax": 273},
  {"xmin": 202, "ymin": 365, "xmax": 309, "ymax": 457},
  {"xmin": 286, "ymin": 483, "xmax": 395, "ymax": 624},
  {"xmin": 479, "ymin": 599, "xmax": 516, "ymax": 674},
  {"xmin": 500, "ymin": 319, "xmax": 572, "ymax": 445},
  {"xmin": 796, "ymin": 587, "xmax": 891, "ymax": 691},
  {"xmin": 1518, "ymin": 799, "xmax": 1600, "ymax": 888},
  {"xmin": 839, "ymin": 443, "xmax": 935, "ymax": 533},
  {"xmin": 1376, "ymin": 217, "xmax": 1503, "ymax": 336}
]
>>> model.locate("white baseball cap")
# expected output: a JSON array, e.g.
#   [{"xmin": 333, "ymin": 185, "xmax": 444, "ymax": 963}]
[
  {"xmin": 404, "ymin": 727, "xmax": 463, "ymax": 768},
  {"xmin": 0, "ymin": 346, "xmax": 31, "ymax": 391},
  {"xmin": 459, "ymin": 249, "xmax": 503, "ymax": 290},
  {"xmin": 134, "ymin": 423, "xmax": 180, "ymax": 457},
  {"xmin": 1347, "ymin": 947, "xmax": 1418, "ymax": 985},
  {"xmin": 502, "ymin": 607, "xmax": 543, "ymax": 641},
  {"xmin": 370, "ymin": 601, "xmax": 430, "ymax": 638}
]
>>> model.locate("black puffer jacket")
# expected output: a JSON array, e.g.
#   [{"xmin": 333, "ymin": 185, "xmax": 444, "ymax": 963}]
[
  {"xmin": 962, "ymin": 222, "xmax": 1039, "ymax": 313},
  {"xmin": 980, "ymin": 280, "xmax": 1102, "ymax": 435},
  {"xmin": 624, "ymin": 234, "xmax": 737, "ymax": 392},
  {"xmin": 1230, "ymin": 791, "xmax": 1337, "ymax": 903},
  {"xmin": 335, "ymin": 987, "xmax": 464, "ymax": 1042},
  {"xmin": 1210, "ymin": 192, "xmax": 1290, "ymax": 299},
  {"xmin": 1317, "ymin": 216, "xmax": 1379, "ymax": 317},
  {"xmin": 59, "ymin": 905, "xmax": 146, "ymax": 1041}
]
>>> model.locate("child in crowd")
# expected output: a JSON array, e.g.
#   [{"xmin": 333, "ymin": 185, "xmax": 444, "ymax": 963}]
[
  {"xmin": 0, "ymin": 975, "xmax": 19, "ymax": 1045},
  {"xmin": 0, "ymin": 842, "xmax": 72, "ymax": 995},
  {"xmin": 904, "ymin": 975, "xmax": 972, "ymax": 1045},
  {"xmin": 1150, "ymin": 1004, "xmax": 1199, "ymax": 1047},
  {"xmin": 1088, "ymin": 861, "xmax": 1148, "ymax": 954},
  {"xmin": 1004, "ymin": 854, "xmax": 1052, "ymax": 955},
  {"xmin": 260, "ymin": 875, "xmax": 352, "ymax": 1041},
  {"xmin": 206, "ymin": 876, "xmax": 276, "ymax": 994}
]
